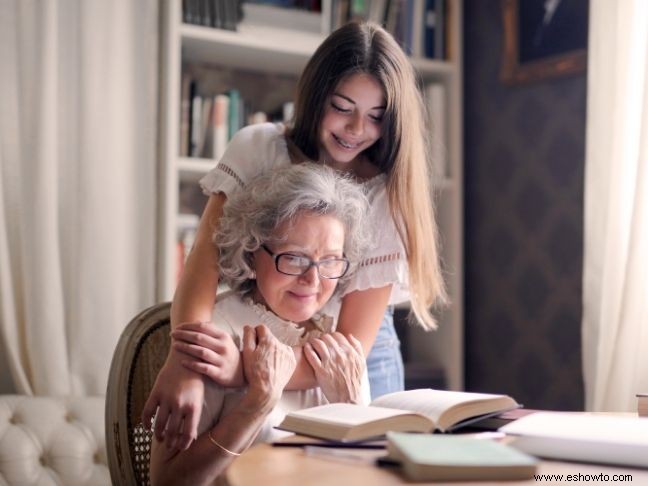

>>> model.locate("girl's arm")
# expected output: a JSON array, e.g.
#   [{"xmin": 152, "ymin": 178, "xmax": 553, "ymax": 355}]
[
  {"xmin": 142, "ymin": 193, "xmax": 227, "ymax": 451},
  {"xmin": 174, "ymin": 286, "xmax": 392, "ymax": 392},
  {"xmin": 283, "ymin": 285, "xmax": 392, "ymax": 390},
  {"xmin": 150, "ymin": 325, "xmax": 295, "ymax": 486}
]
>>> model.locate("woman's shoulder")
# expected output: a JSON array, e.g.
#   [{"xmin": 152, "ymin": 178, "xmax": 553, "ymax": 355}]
[{"xmin": 212, "ymin": 291, "xmax": 258, "ymax": 334}]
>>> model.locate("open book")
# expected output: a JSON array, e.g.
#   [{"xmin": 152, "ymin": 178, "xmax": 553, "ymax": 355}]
[{"xmin": 277, "ymin": 388, "xmax": 520, "ymax": 442}]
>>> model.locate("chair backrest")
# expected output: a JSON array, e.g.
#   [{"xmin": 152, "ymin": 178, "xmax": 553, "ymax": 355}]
[{"xmin": 105, "ymin": 302, "xmax": 171, "ymax": 486}]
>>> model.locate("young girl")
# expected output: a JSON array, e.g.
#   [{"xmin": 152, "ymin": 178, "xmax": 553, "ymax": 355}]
[{"xmin": 143, "ymin": 21, "xmax": 447, "ymax": 451}]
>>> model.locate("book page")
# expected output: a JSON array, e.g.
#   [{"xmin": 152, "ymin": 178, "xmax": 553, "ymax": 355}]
[
  {"xmin": 288, "ymin": 403, "xmax": 414, "ymax": 427},
  {"xmin": 371, "ymin": 389, "xmax": 506, "ymax": 423}
]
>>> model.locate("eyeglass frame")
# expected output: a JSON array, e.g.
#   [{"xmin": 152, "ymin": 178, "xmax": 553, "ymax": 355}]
[{"xmin": 260, "ymin": 244, "xmax": 350, "ymax": 279}]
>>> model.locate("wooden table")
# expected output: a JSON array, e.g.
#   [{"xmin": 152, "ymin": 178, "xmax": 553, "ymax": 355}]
[{"xmin": 225, "ymin": 442, "xmax": 648, "ymax": 485}]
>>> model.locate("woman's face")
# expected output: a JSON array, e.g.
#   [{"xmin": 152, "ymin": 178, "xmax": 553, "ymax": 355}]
[
  {"xmin": 252, "ymin": 211, "xmax": 345, "ymax": 324},
  {"xmin": 319, "ymin": 73, "xmax": 386, "ymax": 171}
]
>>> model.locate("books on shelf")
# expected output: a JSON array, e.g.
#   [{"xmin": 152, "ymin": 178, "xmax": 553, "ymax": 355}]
[
  {"xmin": 638, "ymin": 393, "xmax": 648, "ymax": 417},
  {"xmin": 182, "ymin": 0, "xmax": 241, "ymax": 31},
  {"xmin": 386, "ymin": 432, "xmax": 538, "ymax": 481},
  {"xmin": 425, "ymin": 82, "xmax": 447, "ymax": 181},
  {"xmin": 211, "ymin": 94, "xmax": 229, "ymax": 161},
  {"xmin": 501, "ymin": 412, "xmax": 648, "ymax": 468},
  {"xmin": 179, "ymin": 76, "xmax": 294, "ymax": 159},
  {"xmin": 176, "ymin": 213, "xmax": 200, "ymax": 283},
  {"xmin": 277, "ymin": 388, "xmax": 520, "ymax": 442}
]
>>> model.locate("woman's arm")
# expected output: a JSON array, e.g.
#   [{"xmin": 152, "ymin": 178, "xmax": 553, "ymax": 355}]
[
  {"xmin": 149, "ymin": 325, "xmax": 295, "ymax": 486},
  {"xmin": 142, "ymin": 193, "xmax": 227, "ymax": 451}
]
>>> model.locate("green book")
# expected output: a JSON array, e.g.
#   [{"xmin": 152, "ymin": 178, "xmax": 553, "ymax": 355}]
[{"xmin": 386, "ymin": 432, "xmax": 538, "ymax": 482}]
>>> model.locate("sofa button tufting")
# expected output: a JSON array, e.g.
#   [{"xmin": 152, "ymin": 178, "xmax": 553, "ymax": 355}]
[
  {"xmin": 9, "ymin": 414, "xmax": 19, "ymax": 424},
  {"xmin": 65, "ymin": 413, "xmax": 73, "ymax": 422},
  {"xmin": 93, "ymin": 452, "xmax": 101, "ymax": 463},
  {"xmin": 39, "ymin": 455, "xmax": 47, "ymax": 466}
]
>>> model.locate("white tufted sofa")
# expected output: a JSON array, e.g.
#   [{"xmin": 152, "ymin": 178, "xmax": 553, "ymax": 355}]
[{"xmin": 0, "ymin": 395, "xmax": 110, "ymax": 486}]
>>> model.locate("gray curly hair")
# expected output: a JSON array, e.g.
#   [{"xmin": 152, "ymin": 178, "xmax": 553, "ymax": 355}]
[{"xmin": 216, "ymin": 163, "xmax": 373, "ymax": 295}]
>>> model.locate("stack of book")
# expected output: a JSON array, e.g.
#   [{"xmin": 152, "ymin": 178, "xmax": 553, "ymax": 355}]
[
  {"xmin": 501, "ymin": 412, "xmax": 648, "ymax": 468},
  {"xmin": 182, "ymin": 0, "xmax": 242, "ymax": 30},
  {"xmin": 638, "ymin": 393, "xmax": 648, "ymax": 417}
]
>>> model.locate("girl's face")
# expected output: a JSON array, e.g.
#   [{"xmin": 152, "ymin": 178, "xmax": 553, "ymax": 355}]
[
  {"xmin": 252, "ymin": 211, "xmax": 345, "ymax": 324},
  {"xmin": 319, "ymin": 73, "xmax": 386, "ymax": 171}
]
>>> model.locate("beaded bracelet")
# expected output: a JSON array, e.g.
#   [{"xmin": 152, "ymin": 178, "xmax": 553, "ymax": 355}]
[{"xmin": 207, "ymin": 430, "xmax": 241, "ymax": 457}]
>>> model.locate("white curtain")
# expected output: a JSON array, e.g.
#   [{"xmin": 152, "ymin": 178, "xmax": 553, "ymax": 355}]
[
  {"xmin": 0, "ymin": 0, "xmax": 158, "ymax": 396},
  {"xmin": 583, "ymin": 0, "xmax": 648, "ymax": 411}
]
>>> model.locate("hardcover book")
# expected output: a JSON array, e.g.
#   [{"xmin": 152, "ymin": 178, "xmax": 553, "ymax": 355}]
[
  {"xmin": 277, "ymin": 388, "xmax": 520, "ymax": 442},
  {"xmin": 386, "ymin": 432, "xmax": 538, "ymax": 481}
]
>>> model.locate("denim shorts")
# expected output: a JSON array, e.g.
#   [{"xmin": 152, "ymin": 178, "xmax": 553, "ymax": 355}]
[{"xmin": 366, "ymin": 306, "xmax": 404, "ymax": 400}]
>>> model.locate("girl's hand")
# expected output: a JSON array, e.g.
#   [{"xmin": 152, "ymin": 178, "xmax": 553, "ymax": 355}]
[
  {"xmin": 241, "ymin": 325, "xmax": 296, "ymax": 410},
  {"xmin": 304, "ymin": 332, "xmax": 365, "ymax": 404},
  {"xmin": 171, "ymin": 322, "xmax": 244, "ymax": 387},
  {"xmin": 141, "ymin": 347, "xmax": 205, "ymax": 452}
]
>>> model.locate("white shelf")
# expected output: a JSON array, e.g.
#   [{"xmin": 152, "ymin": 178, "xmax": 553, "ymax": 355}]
[
  {"xmin": 181, "ymin": 23, "xmax": 323, "ymax": 74},
  {"xmin": 178, "ymin": 157, "xmax": 215, "ymax": 181}
]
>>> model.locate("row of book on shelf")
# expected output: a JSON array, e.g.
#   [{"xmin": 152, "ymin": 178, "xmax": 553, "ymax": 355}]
[
  {"xmin": 329, "ymin": 0, "xmax": 448, "ymax": 59},
  {"xmin": 179, "ymin": 73, "xmax": 294, "ymax": 159},
  {"xmin": 182, "ymin": 0, "xmax": 450, "ymax": 60},
  {"xmin": 182, "ymin": 0, "xmax": 242, "ymax": 30}
]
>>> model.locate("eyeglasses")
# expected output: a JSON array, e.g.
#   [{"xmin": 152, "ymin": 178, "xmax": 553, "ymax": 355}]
[{"xmin": 261, "ymin": 245, "xmax": 350, "ymax": 279}]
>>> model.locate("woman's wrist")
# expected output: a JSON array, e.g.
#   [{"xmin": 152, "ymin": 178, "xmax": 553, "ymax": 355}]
[{"xmin": 239, "ymin": 388, "xmax": 278, "ymax": 416}]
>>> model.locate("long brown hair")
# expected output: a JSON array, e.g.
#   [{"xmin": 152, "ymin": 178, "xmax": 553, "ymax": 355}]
[{"xmin": 288, "ymin": 22, "xmax": 447, "ymax": 329}]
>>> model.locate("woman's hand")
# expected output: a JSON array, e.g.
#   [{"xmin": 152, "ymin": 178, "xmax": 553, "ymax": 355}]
[
  {"xmin": 304, "ymin": 332, "xmax": 365, "ymax": 404},
  {"xmin": 241, "ymin": 325, "xmax": 296, "ymax": 411},
  {"xmin": 171, "ymin": 322, "xmax": 244, "ymax": 387},
  {"xmin": 141, "ymin": 346, "xmax": 205, "ymax": 452}
]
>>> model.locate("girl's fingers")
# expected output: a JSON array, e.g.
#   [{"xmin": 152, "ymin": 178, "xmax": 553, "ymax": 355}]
[
  {"xmin": 171, "ymin": 329, "xmax": 225, "ymax": 349},
  {"xmin": 153, "ymin": 405, "xmax": 170, "ymax": 441},
  {"xmin": 172, "ymin": 341, "xmax": 222, "ymax": 365}
]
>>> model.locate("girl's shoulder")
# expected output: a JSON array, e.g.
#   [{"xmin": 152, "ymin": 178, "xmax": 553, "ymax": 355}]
[
  {"xmin": 215, "ymin": 122, "xmax": 291, "ymax": 183},
  {"xmin": 227, "ymin": 122, "xmax": 287, "ymax": 156}
]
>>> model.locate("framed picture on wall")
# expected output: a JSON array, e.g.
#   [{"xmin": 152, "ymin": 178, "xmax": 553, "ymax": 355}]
[{"xmin": 500, "ymin": 0, "xmax": 589, "ymax": 85}]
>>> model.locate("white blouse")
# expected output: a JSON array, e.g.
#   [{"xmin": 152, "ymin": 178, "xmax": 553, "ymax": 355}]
[
  {"xmin": 199, "ymin": 122, "xmax": 410, "ymax": 321},
  {"xmin": 197, "ymin": 291, "xmax": 371, "ymax": 444}
]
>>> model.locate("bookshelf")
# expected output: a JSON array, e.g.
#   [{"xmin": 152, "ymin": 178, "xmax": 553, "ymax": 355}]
[{"xmin": 158, "ymin": 0, "xmax": 464, "ymax": 390}]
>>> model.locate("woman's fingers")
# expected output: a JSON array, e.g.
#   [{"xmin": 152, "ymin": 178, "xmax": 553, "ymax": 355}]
[
  {"xmin": 303, "ymin": 342, "xmax": 322, "ymax": 368},
  {"xmin": 308, "ymin": 338, "xmax": 332, "ymax": 363}
]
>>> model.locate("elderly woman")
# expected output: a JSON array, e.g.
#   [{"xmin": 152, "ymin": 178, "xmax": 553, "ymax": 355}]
[{"xmin": 149, "ymin": 164, "xmax": 372, "ymax": 485}]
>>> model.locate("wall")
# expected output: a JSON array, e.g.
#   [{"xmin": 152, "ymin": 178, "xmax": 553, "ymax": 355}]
[{"xmin": 463, "ymin": 0, "xmax": 585, "ymax": 410}]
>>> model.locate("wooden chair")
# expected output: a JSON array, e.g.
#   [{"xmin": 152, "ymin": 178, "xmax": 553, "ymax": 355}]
[{"xmin": 105, "ymin": 302, "xmax": 171, "ymax": 486}]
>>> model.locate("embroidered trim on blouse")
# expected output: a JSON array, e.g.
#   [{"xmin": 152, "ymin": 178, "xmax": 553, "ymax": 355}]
[
  {"xmin": 358, "ymin": 252, "xmax": 402, "ymax": 268},
  {"xmin": 243, "ymin": 297, "xmax": 335, "ymax": 347},
  {"xmin": 217, "ymin": 163, "xmax": 245, "ymax": 188}
]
